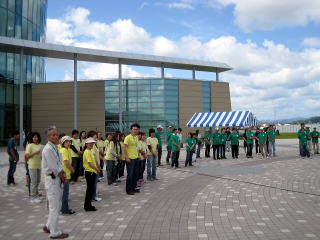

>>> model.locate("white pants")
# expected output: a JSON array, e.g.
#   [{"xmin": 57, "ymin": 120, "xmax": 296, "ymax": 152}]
[{"xmin": 45, "ymin": 177, "xmax": 63, "ymax": 237}]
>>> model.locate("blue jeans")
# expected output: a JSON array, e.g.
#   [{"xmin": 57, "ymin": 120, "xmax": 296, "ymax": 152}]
[
  {"xmin": 126, "ymin": 159, "xmax": 138, "ymax": 193},
  {"xmin": 268, "ymin": 140, "xmax": 276, "ymax": 156},
  {"xmin": 61, "ymin": 180, "xmax": 70, "ymax": 213},
  {"xmin": 7, "ymin": 157, "xmax": 17, "ymax": 185},
  {"xmin": 147, "ymin": 155, "xmax": 157, "ymax": 179},
  {"xmin": 301, "ymin": 145, "xmax": 310, "ymax": 158}
]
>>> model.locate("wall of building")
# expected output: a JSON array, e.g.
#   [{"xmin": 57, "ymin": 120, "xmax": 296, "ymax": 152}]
[
  {"xmin": 32, "ymin": 81, "xmax": 105, "ymax": 139},
  {"xmin": 211, "ymin": 82, "xmax": 231, "ymax": 112}
]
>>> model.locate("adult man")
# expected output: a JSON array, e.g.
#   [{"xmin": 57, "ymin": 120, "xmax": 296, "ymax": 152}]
[
  {"xmin": 42, "ymin": 126, "xmax": 68, "ymax": 239},
  {"xmin": 219, "ymin": 128, "xmax": 227, "ymax": 159},
  {"xmin": 155, "ymin": 125, "xmax": 163, "ymax": 166},
  {"xmin": 171, "ymin": 128, "xmax": 181, "ymax": 168},
  {"xmin": 298, "ymin": 128, "xmax": 310, "ymax": 158},
  {"xmin": 195, "ymin": 130, "xmax": 202, "ymax": 159},
  {"xmin": 311, "ymin": 127, "xmax": 319, "ymax": 154},
  {"xmin": 305, "ymin": 126, "xmax": 312, "ymax": 153},
  {"xmin": 165, "ymin": 126, "xmax": 173, "ymax": 165},
  {"xmin": 298, "ymin": 123, "xmax": 305, "ymax": 156},
  {"xmin": 124, "ymin": 123, "xmax": 140, "ymax": 195},
  {"xmin": 211, "ymin": 129, "xmax": 220, "ymax": 160},
  {"xmin": 7, "ymin": 130, "xmax": 20, "ymax": 186},
  {"xmin": 254, "ymin": 129, "xmax": 261, "ymax": 154},
  {"xmin": 226, "ymin": 127, "xmax": 231, "ymax": 152},
  {"xmin": 267, "ymin": 125, "xmax": 276, "ymax": 157},
  {"xmin": 246, "ymin": 127, "xmax": 255, "ymax": 158}
]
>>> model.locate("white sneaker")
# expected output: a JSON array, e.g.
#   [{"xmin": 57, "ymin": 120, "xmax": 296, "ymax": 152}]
[
  {"xmin": 30, "ymin": 198, "xmax": 42, "ymax": 203},
  {"xmin": 94, "ymin": 197, "xmax": 102, "ymax": 202}
]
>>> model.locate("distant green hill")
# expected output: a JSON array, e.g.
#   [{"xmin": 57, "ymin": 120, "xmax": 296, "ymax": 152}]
[{"xmin": 291, "ymin": 116, "xmax": 320, "ymax": 124}]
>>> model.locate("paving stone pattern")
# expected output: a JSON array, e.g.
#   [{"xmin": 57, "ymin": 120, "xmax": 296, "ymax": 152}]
[{"xmin": 0, "ymin": 139, "xmax": 320, "ymax": 239}]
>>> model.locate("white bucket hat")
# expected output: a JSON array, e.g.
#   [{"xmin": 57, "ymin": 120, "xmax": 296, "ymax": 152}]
[
  {"xmin": 85, "ymin": 137, "xmax": 96, "ymax": 144},
  {"xmin": 60, "ymin": 136, "xmax": 72, "ymax": 144}
]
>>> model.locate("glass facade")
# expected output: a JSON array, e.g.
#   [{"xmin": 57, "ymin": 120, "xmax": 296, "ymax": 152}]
[
  {"xmin": 105, "ymin": 78, "xmax": 179, "ymax": 136},
  {"xmin": 0, "ymin": 0, "xmax": 47, "ymax": 145},
  {"xmin": 201, "ymin": 81, "xmax": 211, "ymax": 112}
]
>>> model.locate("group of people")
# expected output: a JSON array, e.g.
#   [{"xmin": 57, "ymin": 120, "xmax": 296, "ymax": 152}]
[{"xmin": 298, "ymin": 123, "xmax": 319, "ymax": 158}]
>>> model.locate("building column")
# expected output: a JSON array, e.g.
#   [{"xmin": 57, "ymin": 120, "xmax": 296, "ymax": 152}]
[
  {"xmin": 73, "ymin": 54, "xmax": 78, "ymax": 130},
  {"xmin": 19, "ymin": 48, "xmax": 24, "ymax": 147},
  {"xmin": 118, "ymin": 60, "xmax": 123, "ymax": 132},
  {"xmin": 161, "ymin": 63, "xmax": 165, "ymax": 80},
  {"xmin": 216, "ymin": 70, "xmax": 219, "ymax": 82},
  {"xmin": 192, "ymin": 67, "xmax": 196, "ymax": 80}
]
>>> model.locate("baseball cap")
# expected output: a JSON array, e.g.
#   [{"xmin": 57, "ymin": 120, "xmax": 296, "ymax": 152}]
[{"xmin": 157, "ymin": 125, "xmax": 163, "ymax": 129}]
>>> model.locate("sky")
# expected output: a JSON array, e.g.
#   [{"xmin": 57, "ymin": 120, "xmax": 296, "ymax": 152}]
[{"xmin": 45, "ymin": 0, "xmax": 320, "ymax": 121}]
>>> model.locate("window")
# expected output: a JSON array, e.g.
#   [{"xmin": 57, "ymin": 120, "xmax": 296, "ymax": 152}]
[
  {"xmin": 0, "ymin": 7, "xmax": 7, "ymax": 36},
  {"xmin": 7, "ymin": 11, "xmax": 14, "ymax": 37}
]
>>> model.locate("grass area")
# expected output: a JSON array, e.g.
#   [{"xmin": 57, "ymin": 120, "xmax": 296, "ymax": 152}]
[{"xmin": 276, "ymin": 132, "xmax": 297, "ymax": 139}]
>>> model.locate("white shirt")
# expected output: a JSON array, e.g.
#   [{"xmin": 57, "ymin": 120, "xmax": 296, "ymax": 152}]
[{"xmin": 42, "ymin": 141, "xmax": 63, "ymax": 177}]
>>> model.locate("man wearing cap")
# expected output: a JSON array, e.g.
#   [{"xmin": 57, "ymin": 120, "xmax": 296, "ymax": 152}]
[
  {"xmin": 310, "ymin": 127, "xmax": 319, "ymax": 154},
  {"xmin": 166, "ymin": 126, "xmax": 173, "ymax": 165},
  {"xmin": 42, "ymin": 126, "xmax": 68, "ymax": 239},
  {"xmin": 155, "ymin": 125, "xmax": 163, "ymax": 166}
]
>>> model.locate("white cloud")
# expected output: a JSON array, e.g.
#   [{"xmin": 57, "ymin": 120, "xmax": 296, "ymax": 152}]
[
  {"xmin": 168, "ymin": 2, "xmax": 194, "ymax": 9},
  {"xmin": 216, "ymin": 0, "xmax": 320, "ymax": 31},
  {"xmin": 46, "ymin": 7, "xmax": 320, "ymax": 120},
  {"xmin": 302, "ymin": 37, "xmax": 320, "ymax": 48}
]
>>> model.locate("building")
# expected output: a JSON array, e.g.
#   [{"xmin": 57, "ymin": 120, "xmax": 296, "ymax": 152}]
[
  {"xmin": 31, "ymin": 78, "xmax": 231, "ymax": 140},
  {"xmin": 0, "ymin": 0, "xmax": 47, "ymax": 145}
]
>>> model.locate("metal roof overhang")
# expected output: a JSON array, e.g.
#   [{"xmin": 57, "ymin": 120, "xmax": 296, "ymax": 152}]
[{"xmin": 0, "ymin": 36, "xmax": 232, "ymax": 73}]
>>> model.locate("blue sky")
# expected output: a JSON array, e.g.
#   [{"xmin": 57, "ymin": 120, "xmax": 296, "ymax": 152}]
[{"xmin": 45, "ymin": 0, "xmax": 320, "ymax": 120}]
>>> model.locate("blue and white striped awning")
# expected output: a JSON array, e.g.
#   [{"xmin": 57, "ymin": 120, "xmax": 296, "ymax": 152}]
[{"xmin": 186, "ymin": 111, "xmax": 258, "ymax": 127}]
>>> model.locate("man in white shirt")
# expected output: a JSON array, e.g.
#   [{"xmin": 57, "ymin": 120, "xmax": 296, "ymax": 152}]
[{"xmin": 42, "ymin": 126, "xmax": 69, "ymax": 239}]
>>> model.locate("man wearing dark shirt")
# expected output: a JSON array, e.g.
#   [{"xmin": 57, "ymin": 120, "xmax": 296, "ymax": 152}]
[{"xmin": 7, "ymin": 130, "xmax": 20, "ymax": 185}]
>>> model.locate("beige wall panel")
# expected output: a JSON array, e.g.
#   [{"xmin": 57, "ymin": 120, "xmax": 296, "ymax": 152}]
[
  {"xmin": 211, "ymin": 82, "xmax": 231, "ymax": 112},
  {"xmin": 32, "ymin": 81, "xmax": 105, "ymax": 140}
]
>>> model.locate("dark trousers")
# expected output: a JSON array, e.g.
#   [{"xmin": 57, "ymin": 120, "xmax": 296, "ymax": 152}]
[
  {"xmin": 205, "ymin": 144, "xmax": 211, "ymax": 157},
  {"xmin": 71, "ymin": 157, "xmax": 80, "ymax": 181},
  {"xmin": 117, "ymin": 160, "xmax": 125, "ymax": 178},
  {"xmin": 171, "ymin": 151, "xmax": 180, "ymax": 167},
  {"xmin": 99, "ymin": 160, "xmax": 104, "ymax": 177},
  {"xmin": 212, "ymin": 145, "xmax": 220, "ymax": 159},
  {"xmin": 185, "ymin": 150, "xmax": 193, "ymax": 166},
  {"xmin": 196, "ymin": 144, "xmax": 201, "ymax": 158},
  {"xmin": 301, "ymin": 145, "xmax": 310, "ymax": 157},
  {"xmin": 61, "ymin": 180, "xmax": 70, "ymax": 213},
  {"xmin": 255, "ymin": 140, "xmax": 260, "ymax": 154},
  {"xmin": 138, "ymin": 159, "xmax": 146, "ymax": 180},
  {"xmin": 7, "ymin": 158, "xmax": 17, "ymax": 185},
  {"xmin": 25, "ymin": 163, "xmax": 31, "ymax": 195},
  {"xmin": 219, "ymin": 144, "xmax": 226, "ymax": 158},
  {"xmin": 166, "ymin": 146, "xmax": 172, "ymax": 163},
  {"xmin": 79, "ymin": 156, "xmax": 84, "ymax": 176},
  {"xmin": 157, "ymin": 146, "xmax": 162, "ymax": 165},
  {"xmin": 84, "ymin": 171, "xmax": 96, "ymax": 210},
  {"xmin": 246, "ymin": 143, "xmax": 253, "ymax": 157},
  {"xmin": 231, "ymin": 145, "xmax": 239, "ymax": 158},
  {"xmin": 126, "ymin": 159, "xmax": 139, "ymax": 193},
  {"xmin": 106, "ymin": 160, "xmax": 117, "ymax": 185}
]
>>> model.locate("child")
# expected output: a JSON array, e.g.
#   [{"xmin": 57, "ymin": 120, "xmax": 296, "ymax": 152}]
[
  {"xmin": 59, "ymin": 136, "xmax": 75, "ymax": 214},
  {"xmin": 146, "ymin": 129, "xmax": 158, "ymax": 180},
  {"xmin": 185, "ymin": 132, "xmax": 195, "ymax": 166},
  {"xmin": 171, "ymin": 129, "xmax": 181, "ymax": 168},
  {"xmin": 137, "ymin": 132, "xmax": 147, "ymax": 186}
]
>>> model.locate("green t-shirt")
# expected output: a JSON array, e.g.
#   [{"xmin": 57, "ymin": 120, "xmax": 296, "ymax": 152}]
[
  {"xmin": 246, "ymin": 131, "xmax": 255, "ymax": 144},
  {"xmin": 185, "ymin": 138, "xmax": 194, "ymax": 151},
  {"xmin": 155, "ymin": 131, "xmax": 163, "ymax": 146},
  {"xmin": 167, "ymin": 131, "xmax": 173, "ymax": 147},
  {"xmin": 298, "ymin": 132, "xmax": 308, "ymax": 146},
  {"xmin": 204, "ymin": 134, "xmax": 211, "ymax": 145},
  {"xmin": 211, "ymin": 132, "xmax": 220, "ymax": 145},
  {"xmin": 310, "ymin": 131, "xmax": 319, "ymax": 143},
  {"xmin": 230, "ymin": 133, "xmax": 239, "ymax": 145},
  {"xmin": 267, "ymin": 130, "xmax": 276, "ymax": 141},
  {"xmin": 220, "ymin": 132, "xmax": 227, "ymax": 145},
  {"xmin": 258, "ymin": 132, "xmax": 267, "ymax": 144},
  {"xmin": 171, "ymin": 134, "xmax": 180, "ymax": 151}
]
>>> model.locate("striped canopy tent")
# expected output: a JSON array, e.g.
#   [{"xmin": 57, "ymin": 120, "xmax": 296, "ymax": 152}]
[{"xmin": 186, "ymin": 111, "xmax": 258, "ymax": 127}]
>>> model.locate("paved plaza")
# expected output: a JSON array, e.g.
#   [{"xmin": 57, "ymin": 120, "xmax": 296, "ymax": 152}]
[{"xmin": 0, "ymin": 139, "xmax": 320, "ymax": 240}]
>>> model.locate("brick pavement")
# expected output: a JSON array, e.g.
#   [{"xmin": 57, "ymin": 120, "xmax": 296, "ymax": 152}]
[{"xmin": 0, "ymin": 139, "xmax": 320, "ymax": 240}]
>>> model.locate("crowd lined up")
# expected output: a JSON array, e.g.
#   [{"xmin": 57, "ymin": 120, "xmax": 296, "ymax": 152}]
[{"xmin": 5, "ymin": 122, "xmax": 319, "ymax": 239}]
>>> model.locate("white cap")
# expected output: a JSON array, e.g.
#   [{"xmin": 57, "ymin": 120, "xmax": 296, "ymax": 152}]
[
  {"xmin": 157, "ymin": 125, "xmax": 163, "ymax": 129},
  {"xmin": 260, "ymin": 127, "xmax": 264, "ymax": 130},
  {"xmin": 85, "ymin": 137, "xmax": 96, "ymax": 144},
  {"xmin": 60, "ymin": 136, "xmax": 72, "ymax": 144}
]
